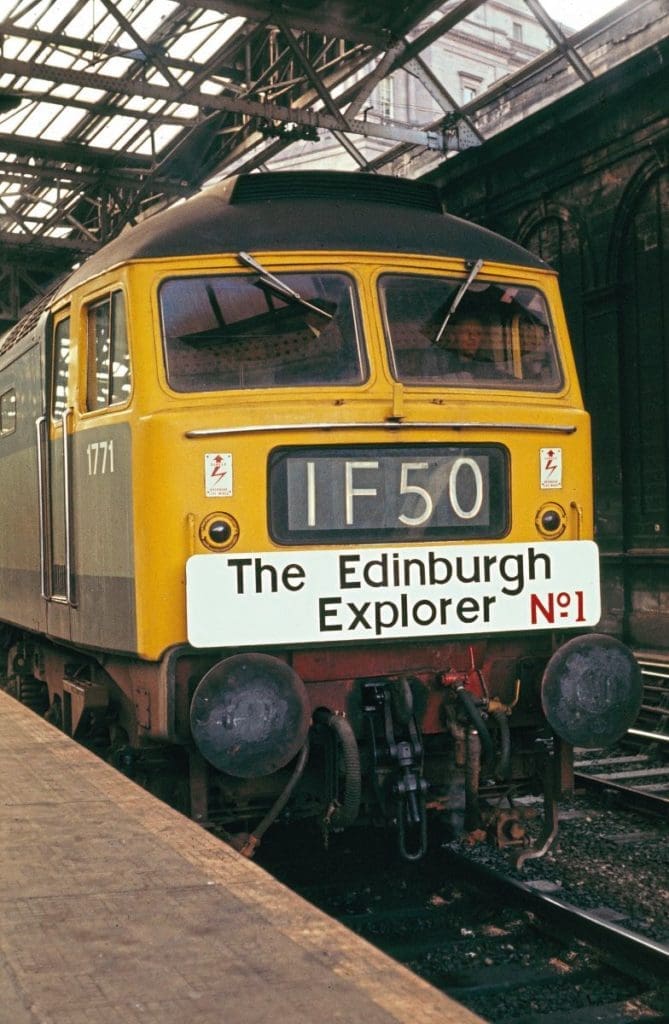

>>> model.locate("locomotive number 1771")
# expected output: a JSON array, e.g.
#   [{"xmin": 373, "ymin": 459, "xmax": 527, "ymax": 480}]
[{"xmin": 86, "ymin": 439, "xmax": 115, "ymax": 475}]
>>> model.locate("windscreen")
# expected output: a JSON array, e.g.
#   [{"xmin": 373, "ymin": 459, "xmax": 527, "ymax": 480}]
[
  {"xmin": 160, "ymin": 271, "xmax": 365, "ymax": 392},
  {"xmin": 379, "ymin": 274, "xmax": 562, "ymax": 390}
]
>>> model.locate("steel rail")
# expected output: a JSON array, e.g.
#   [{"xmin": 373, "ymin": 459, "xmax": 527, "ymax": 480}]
[
  {"xmin": 631, "ymin": 658, "xmax": 669, "ymax": 744},
  {"xmin": 573, "ymin": 771, "xmax": 669, "ymax": 818},
  {"xmin": 629, "ymin": 727, "xmax": 669, "ymax": 744},
  {"xmin": 444, "ymin": 850, "xmax": 669, "ymax": 983}
]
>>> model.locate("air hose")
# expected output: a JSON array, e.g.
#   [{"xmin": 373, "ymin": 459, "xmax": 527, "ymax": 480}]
[
  {"xmin": 464, "ymin": 727, "xmax": 482, "ymax": 831},
  {"xmin": 456, "ymin": 686, "xmax": 494, "ymax": 766},
  {"xmin": 315, "ymin": 708, "xmax": 362, "ymax": 830},
  {"xmin": 238, "ymin": 736, "xmax": 310, "ymax": 857},
  {"xmin": 491, "ymin": 708, "xmax": 511, "ymax": 781}
]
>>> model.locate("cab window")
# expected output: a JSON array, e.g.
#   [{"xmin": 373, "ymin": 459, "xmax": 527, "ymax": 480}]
[
  {"xmin": 160, "ymin": 271, "xmax": 365, "ymax": 392},
  {"xmin": 52, "ymin": 317, "xmax": 71, "ymax": 420},
  {"xmin": 379, "ymin": 274, "xmax": 562, "ymax": 390},
  {"xmin": 86, "ymin": 291, "xmax": 131, "ymax": 409},
  {"xmin": 0, "ymin": 388, "xmax": 16, "ymax": 436}
]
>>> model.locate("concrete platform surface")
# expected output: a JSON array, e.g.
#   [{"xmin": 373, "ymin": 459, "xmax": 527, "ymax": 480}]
[{"xmin": 0, "ymin": 691, "xmax": 485, "ymax": 1024}]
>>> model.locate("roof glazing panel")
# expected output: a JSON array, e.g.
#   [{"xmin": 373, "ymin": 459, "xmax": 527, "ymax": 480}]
[{"xmin": 0, "ymin": 0, "xmax": 663, "ymax": 265}]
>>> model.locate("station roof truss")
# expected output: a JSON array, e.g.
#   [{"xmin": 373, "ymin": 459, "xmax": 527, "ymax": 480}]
[{"xmin": 0, "ymin": 0, "xmax": 661, "ymax": 323}]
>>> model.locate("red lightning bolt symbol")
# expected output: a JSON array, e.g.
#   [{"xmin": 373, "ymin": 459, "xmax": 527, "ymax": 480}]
[
  {"xmin": 210, "ymin": 456, "xmax": 227, "ymax": 480},
  {"xmin": 544, "ymin": 450, "xmax": 558, "ymax": 476}
]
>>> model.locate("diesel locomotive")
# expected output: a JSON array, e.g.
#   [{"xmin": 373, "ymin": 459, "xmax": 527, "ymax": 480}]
[{"xmin": 0, "ymin": 171, "xmax": 641, "ymax": 861}]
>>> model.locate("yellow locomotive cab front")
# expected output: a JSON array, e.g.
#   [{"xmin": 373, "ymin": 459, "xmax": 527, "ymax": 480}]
[{"xmin": 0, "ymin": 171, "xmax": 642, "ymax": 861}]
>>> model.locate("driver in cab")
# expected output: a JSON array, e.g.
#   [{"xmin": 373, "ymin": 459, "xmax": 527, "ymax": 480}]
[{"xmin": 438, "ymin": 313, "xmax": 497, "ymax": 379}]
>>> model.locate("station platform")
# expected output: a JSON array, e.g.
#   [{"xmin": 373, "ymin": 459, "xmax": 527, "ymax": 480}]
[{"xmin": 0, "ymin": 690, "xmax": 484, "ymax": 1024}]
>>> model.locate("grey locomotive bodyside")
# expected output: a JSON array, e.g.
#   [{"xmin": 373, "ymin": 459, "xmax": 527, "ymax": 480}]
[
  {"xmin": 0, "ymin": 315, "xmax": 137, "ymax": 655},
  {"xmin": 0, "ymin": 334, "xmax": 44, "ymax": 634}
]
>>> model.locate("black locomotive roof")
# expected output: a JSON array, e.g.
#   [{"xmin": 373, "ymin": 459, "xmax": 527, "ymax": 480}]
[{"xmin": 59, "ymin": 171, "xmax": 547, "ymax": 296}]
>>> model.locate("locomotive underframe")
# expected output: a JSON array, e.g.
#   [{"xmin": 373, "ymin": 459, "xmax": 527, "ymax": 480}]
[{"xmin": 1, "ymin": 624, "xmax": 573, "ymax": 859}]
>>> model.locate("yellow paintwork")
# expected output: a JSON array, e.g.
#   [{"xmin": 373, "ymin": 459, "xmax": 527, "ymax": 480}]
[{"xmin": 59, "ymin": 251, "xmax": 592, "ymax": 661}]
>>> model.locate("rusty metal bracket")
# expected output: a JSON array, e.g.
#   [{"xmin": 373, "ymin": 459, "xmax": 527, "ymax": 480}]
[{"xmin": 62, "ymin": 677, "xmax": 109, "ymax": 737}]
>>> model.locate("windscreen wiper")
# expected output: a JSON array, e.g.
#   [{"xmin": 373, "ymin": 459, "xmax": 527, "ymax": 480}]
[
  {"xmin": 238, "ymin": 251, "xmax": 334, "ymax": 321},
  {"xmin": 433, "ymin": 258, "xmax": 484, "ymax": 345}
]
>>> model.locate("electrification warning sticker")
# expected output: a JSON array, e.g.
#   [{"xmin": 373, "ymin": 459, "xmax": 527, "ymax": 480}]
[
  {"xmin": 540, "ymin": 447, "xmax": 562, "ymax": 489},
  {"xmin": 204, "ymin": 453, "xmax": 233, "ymax": 497},
  {"xmin": 186, "ymin": 540, "xmax": 601, "ymax": 648}
]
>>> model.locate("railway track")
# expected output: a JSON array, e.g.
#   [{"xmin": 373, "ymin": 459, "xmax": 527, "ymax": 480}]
[
  {"xmin": 574, "ymin": 752, "xmax": 669, "ymax": 817},
  {"xmin": 633, "ymin": 658, "xmax": 669, "ymax": 745},
  {"xmin": 435, "ymin": 851, "xmax": 669, "ymax": 1022},
  {"xmin": 574, "ymin": 658, "xmax": 669, "ymax": 819},
  {"xmin": 262, "ymin": 821, "xmax": 669, "ymax": 1024}
]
